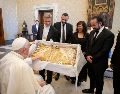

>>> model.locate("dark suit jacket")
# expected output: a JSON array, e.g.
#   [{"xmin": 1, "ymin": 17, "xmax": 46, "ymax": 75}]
[
  {"xmin": 111, "ymin": 32, "xmax": 120, "ymax": 88},
  {"xmin": 36, "ymin": 24, "xmax": 58, "ymax": 42},
  {"xmin": 86, "ymin": 28, "xmax": 114, "ymax": 67},
  {"xmin": 53, "ymin": 22, "xmax": 73, "ymax": 43},
  {"xmin": 111, "ymin": 31, "xmax": 120, "ymax": 66},
  {"xmin": 32, "ymin": 24, "xmax": 38, "ymax": 34}
]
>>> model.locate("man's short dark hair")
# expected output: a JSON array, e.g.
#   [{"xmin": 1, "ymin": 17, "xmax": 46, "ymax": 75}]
[
  {"xmin": 35, "ymin": 20, "xmax": 39, "ymax": 22},
  {"xmin": 62, "ymin": 13, "xmax": 69, "ymax": 16},
  {"xmin": 92, "ymin": 16, "xmax": 104, "ymax": 26}
]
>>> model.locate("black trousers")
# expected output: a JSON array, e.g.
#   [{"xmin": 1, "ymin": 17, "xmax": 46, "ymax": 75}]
[
  {"xmin": 71, "ymin": 63, "xmax": 88, "ymax": 82},
  {"xmin": 113, "ymin": 65, "xmax": 120, "ymax": 94},
  {"xmin": 88, "ymin": 62, "xmax": 106, "ymax": 94},
  {"xmin": 39, "ymin": 69, "xmax": 53, "ymax": 84}
]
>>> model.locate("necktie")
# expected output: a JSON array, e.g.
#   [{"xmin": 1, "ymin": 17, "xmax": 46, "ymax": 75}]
[
  {"xmin": 92, "ymin": 30, "xmax": 99, "ymax": 44},
  {"xmin": 62, "ymin": 23, "xmax": 65, "ymax": 43},
  {"xmin": 94, "ymin": 30, "xmax": 99, "ymax": 39}
]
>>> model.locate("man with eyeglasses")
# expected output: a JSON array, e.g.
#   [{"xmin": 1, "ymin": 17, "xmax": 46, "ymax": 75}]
[
  {"xmin": 36, "ymin": 13, "xmax": 58, "ymax": 84},
  {"xmin": 53, "ymin": 13, "xmax": 74, "ymax": 81}
]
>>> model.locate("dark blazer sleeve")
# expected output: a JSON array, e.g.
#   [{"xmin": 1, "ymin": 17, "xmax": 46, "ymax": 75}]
[
  {"xmin": 85, "ymin": 30, "xmax": 95, "ymax": 56},
  {"xmin": 32, "ymin": 25, "xmax": 34, "ymax": 33},
  {"xmin": 66, "ymin": 23, "xmax": 74, "ymax": 43},
  {"xmin": 111, "ymin": 32, "xmax": 120, "ymax": 64},
  {"xmin": 36, "ymin": 24, "xmax": 43, "ymax": 40},
  {"xmin": 50, "ymin": 26, "xmax": 60, "ymax": 42},
  {"xmin": 53, "ymin": 22, "xmax": 61, "ymax": 31},
  {"xmin": 53, "ymin": 23, "xmax": 57, "ymax": 29},
  {"xmin": 83, "ymin": 33, "xmax": 90, "ymax": 53},
  {"xmin": 72, "ymin": 32, "xmax": 78, "ymax": 44},
  {"xmin": 53, "ymin": 22, "xmax": 61, "ymax": 42}
]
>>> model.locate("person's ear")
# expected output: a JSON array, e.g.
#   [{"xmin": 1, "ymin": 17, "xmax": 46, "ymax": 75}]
[{"xmin": 99, "ymin": 22, "xmax": 102, "ymax": 26}]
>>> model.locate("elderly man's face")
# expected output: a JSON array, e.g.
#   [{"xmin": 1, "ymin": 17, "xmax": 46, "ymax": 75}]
[
  {"xmin": 24, "ymin": 42, "xmax": 30, "ymax": 58},
  {"xmin": 44, "ymin": 18, "xmax": 51, "ymax": 27},
  {"xmin": 20, "ymin": 41, "xmax": 30, "ymax": 58}
]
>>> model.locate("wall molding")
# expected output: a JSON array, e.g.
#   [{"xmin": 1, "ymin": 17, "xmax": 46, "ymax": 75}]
[{"xmin": 34, "ymin": 4, "xmax": 58, "ymax": 23}]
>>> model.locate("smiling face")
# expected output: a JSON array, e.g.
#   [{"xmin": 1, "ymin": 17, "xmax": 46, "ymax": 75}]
[{"xmin": 77, "ymin": 24, "xmax": 83, "ymax": 33}]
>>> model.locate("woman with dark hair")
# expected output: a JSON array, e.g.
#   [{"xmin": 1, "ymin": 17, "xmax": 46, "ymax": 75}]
[
  {"xmin": 73, "ymin": 21, "xmax": 88, "ymax": 52},
  {"xmin": 71, "ymin": 21, "xmax": 89, "ymax": 86}
]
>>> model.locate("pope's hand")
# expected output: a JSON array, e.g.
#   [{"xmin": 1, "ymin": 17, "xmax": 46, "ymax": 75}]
[
  {"xmin": 34, "ymin": 40, "xmax": 39, "ymax": 46},
  {"xmin": 32, "ymin": 52, "xmax": 44, "ymax": 61}
]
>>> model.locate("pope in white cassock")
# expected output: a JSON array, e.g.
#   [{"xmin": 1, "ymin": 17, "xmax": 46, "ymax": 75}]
[{"xmin": 0, "ymin": 37, "xmax": 55, "ymax": 94}]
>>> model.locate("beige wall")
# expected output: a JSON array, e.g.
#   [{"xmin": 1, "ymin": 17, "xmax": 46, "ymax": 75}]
[
  {"xmin": 1, "ymin": 0, "xmax": 18, "ymax": 40},
  {"xmin": 0, "ymin": 1, "xmax": 3, "ymax": 7},
  {"xmin": 17, "ymin": 0, "xmax": 88, "ymax": 34}
]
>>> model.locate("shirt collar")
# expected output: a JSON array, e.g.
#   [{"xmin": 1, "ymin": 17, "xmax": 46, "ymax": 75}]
[
  {"xmin": 99, "ymin": 26, "xmax": 104, "ymax": 33},
  {"xmin": 61, "ymin": 22, "xmax": 66, "ymax": 26}
]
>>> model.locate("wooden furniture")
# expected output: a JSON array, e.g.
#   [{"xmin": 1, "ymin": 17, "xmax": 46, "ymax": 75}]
[{"xmin": 0, "ymin": 8, "xmax": 5, "ymax": 45}]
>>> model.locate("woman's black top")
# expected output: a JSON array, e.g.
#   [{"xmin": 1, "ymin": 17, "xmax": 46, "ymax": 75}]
[{"xmin": 73, "ymin": 32, "xmax": 89, "ymax": 53}]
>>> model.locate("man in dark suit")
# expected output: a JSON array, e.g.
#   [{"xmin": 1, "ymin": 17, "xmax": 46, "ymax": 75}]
[
  {"xmin": 36, "ymin": 13, "xmax": 57, "ymax": 84},
  {"xmin": 82, "ymin": 16, "xmax": 114, "ymax": 94},
  {"xmin": 32, "ymin": 20, "xmax": 39, "ymax": 40},
  {"xmin": 111, "ymin": 31, "xmax": 120, "ymax": 94},
  {"xmin": 53, "ymin": 13, "xmax": 74, "ymax": 80},
  {"xmin": 53, "ymin": 13, "xmax": 73, "ymax": 43}
]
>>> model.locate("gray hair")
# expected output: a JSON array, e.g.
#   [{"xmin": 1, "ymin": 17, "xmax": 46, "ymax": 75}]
[{"xmin": 43, "ymin": 13, "xmax": 52, "ymax": 19}]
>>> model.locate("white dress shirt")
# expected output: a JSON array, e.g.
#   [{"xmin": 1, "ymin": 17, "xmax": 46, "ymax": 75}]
[
  {"xmin": 36, "ymin": 24, "xmax": 39, "ymax": 31},
  {"xmin": 95, "ymin": 26, "xmax": 104, "ymax": 38},
  {"xmin": 42, "ymin": 25, "xmax": 50, "ymax": 40}
]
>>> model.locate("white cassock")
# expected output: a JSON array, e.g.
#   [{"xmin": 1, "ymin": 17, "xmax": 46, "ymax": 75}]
[{"xmin": 0, "ymin": 51, "xmax": 55, "ymax": 94}]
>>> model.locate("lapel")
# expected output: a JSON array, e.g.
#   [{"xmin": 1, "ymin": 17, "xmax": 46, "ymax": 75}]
[
  {"xmin": 94, "ymin": 28, "xmax": 105, "ymax": 42},
  {"xmin": 39, "ymin": 25, "xmax": 44, "ymax": 40},
  {"xmin": 59, "ymin": 22, "xmax": 61, "ymax": 31},
  {"xmin": 65, "ymin": 23, "xmax": 69, "ymax": 38},
  {"xmin": 90, "ymin": 31, "xmax": 96, "ymax": 46},
  {"xmin": 91, "ymin": 28, "xmax": 105, "ymax": 46},
  {"xmin": 56, "ymin": 22, "xmax": 61, "ymax": 35},
  {"xmin": 46, "ymin": 26, "xmax": 52, "ymax": 41}
]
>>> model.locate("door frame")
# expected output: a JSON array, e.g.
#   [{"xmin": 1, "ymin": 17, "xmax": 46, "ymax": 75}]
[
  {"xmin": 0, "ymin": 8, "xmax": 5, "ymax": 45},
  {"xmin": 34, "ymin": 4, "xmax": 58, "ymax": 23}
]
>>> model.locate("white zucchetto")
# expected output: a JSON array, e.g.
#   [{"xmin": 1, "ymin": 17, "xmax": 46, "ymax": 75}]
[{"xmin": 12, "ymin": 37, "xmax": 27, "ymax": 51}]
